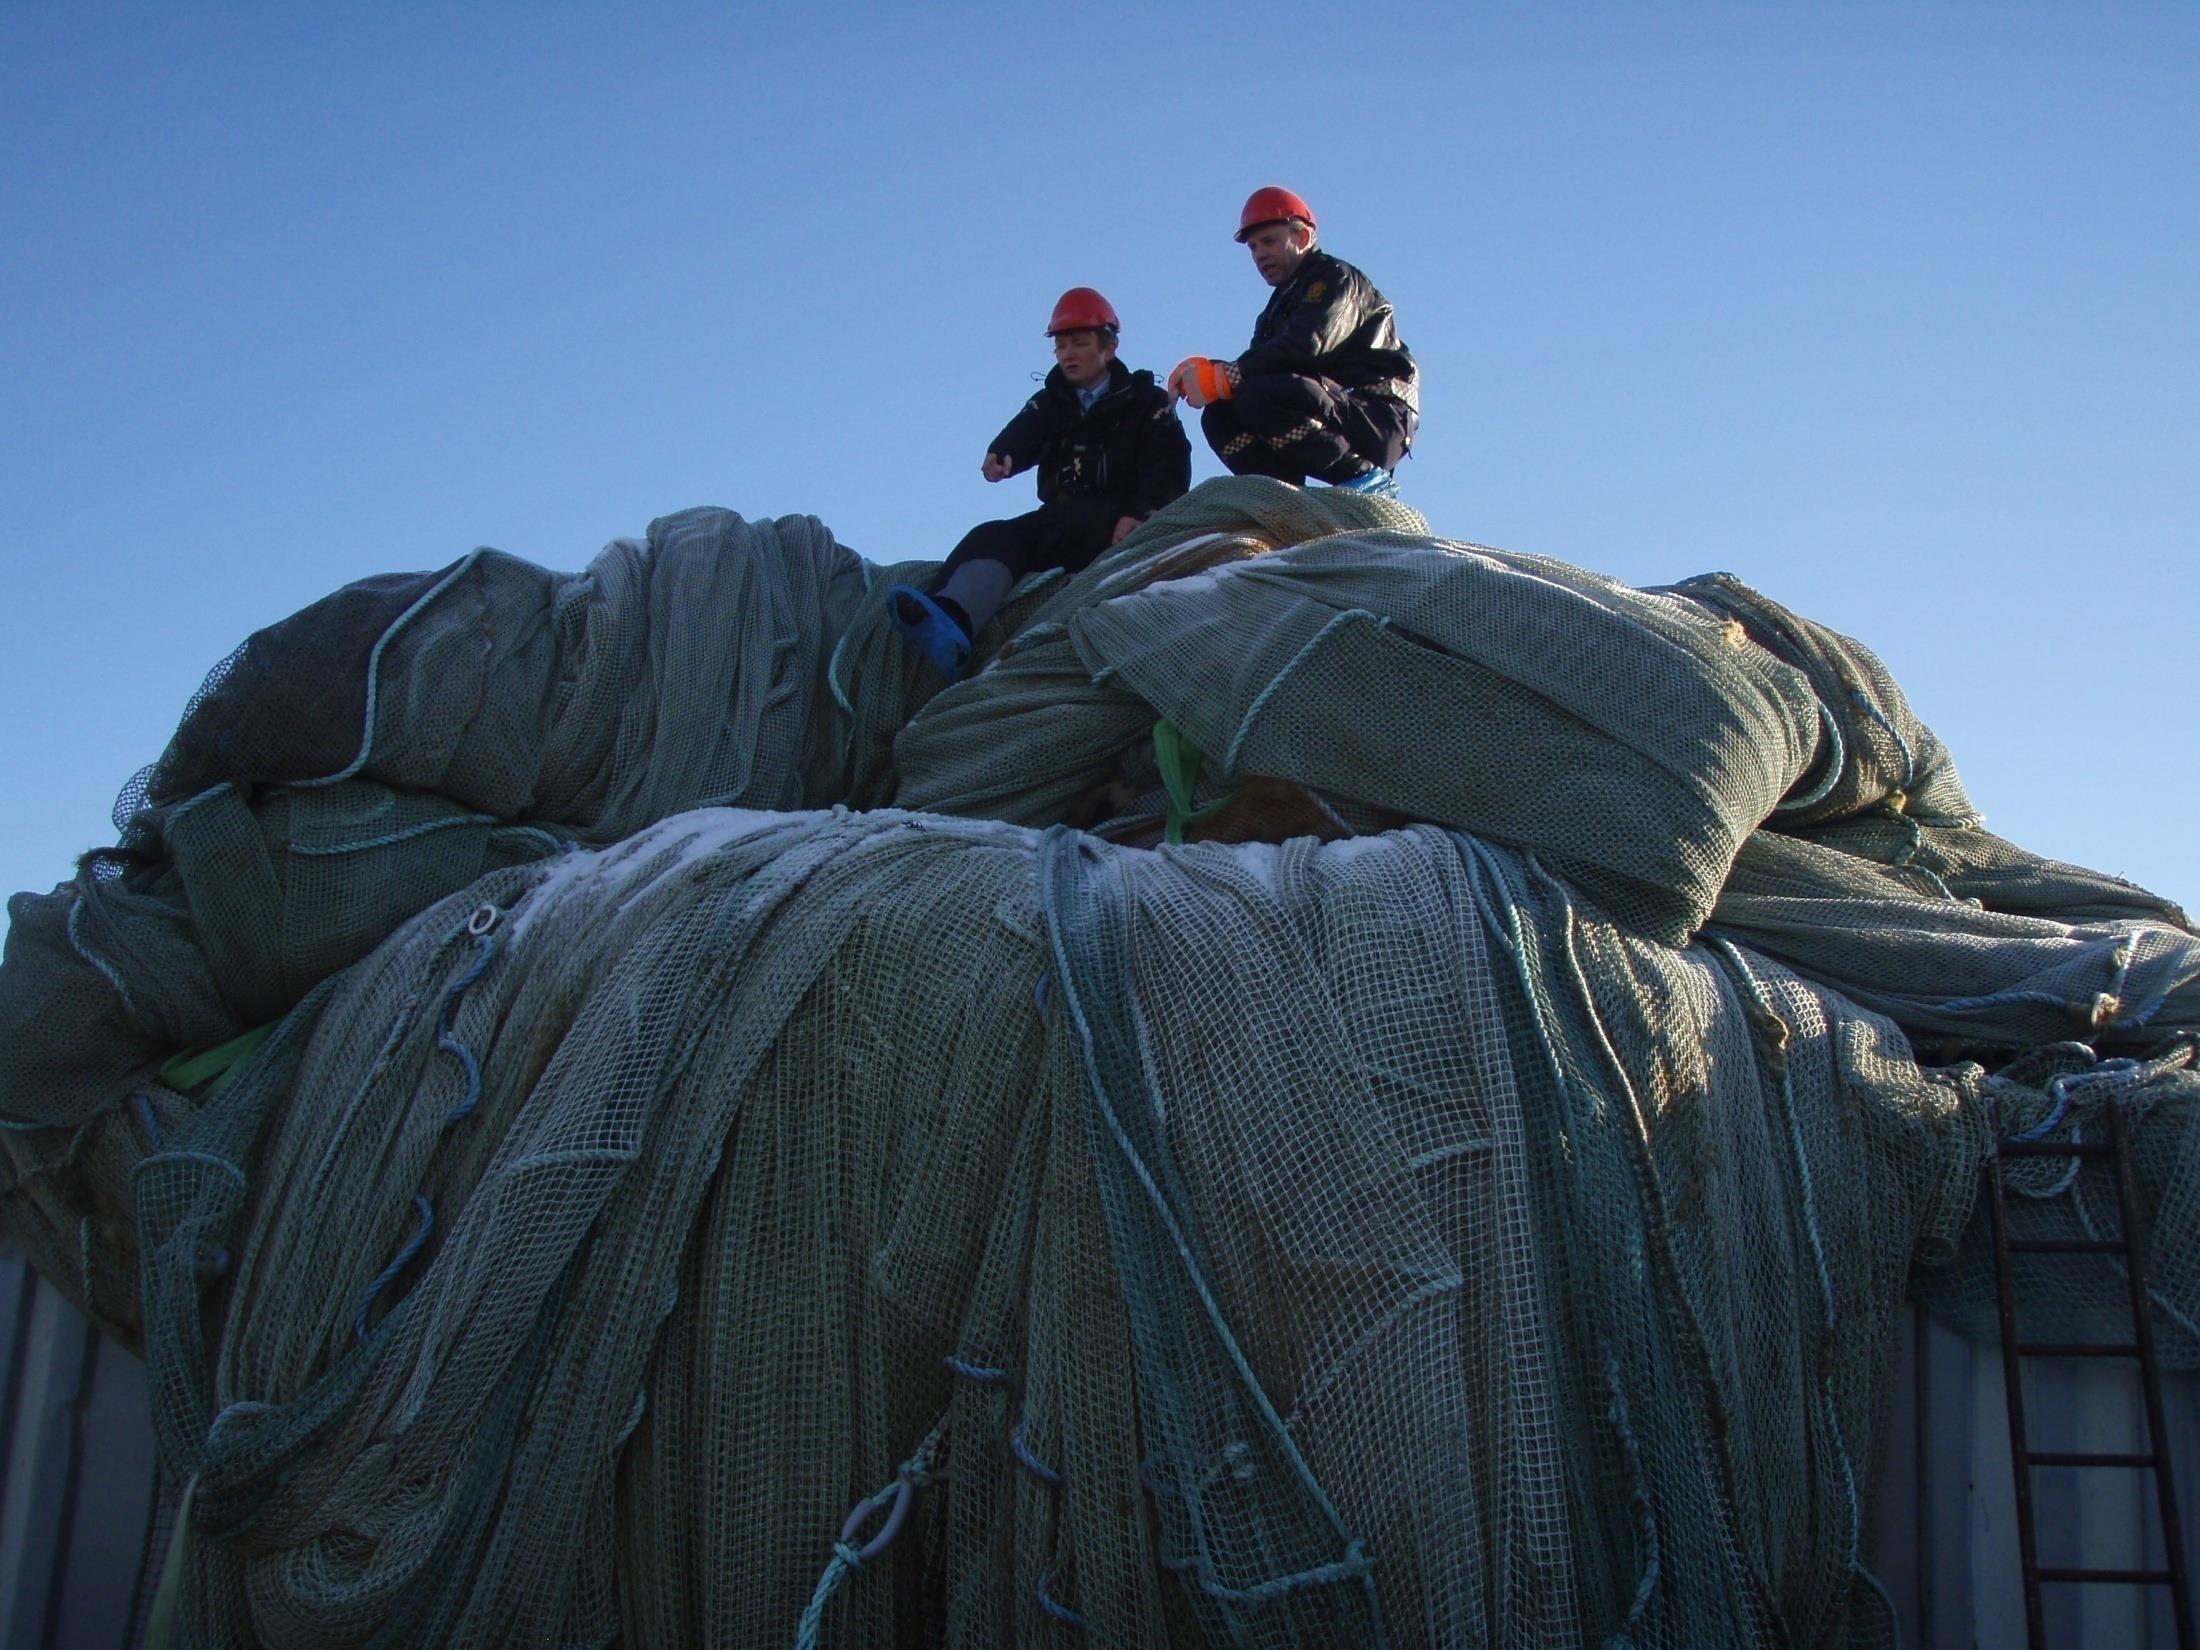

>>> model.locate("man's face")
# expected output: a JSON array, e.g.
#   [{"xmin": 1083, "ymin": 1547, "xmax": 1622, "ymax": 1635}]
[
  {"xmin": 1053, "ymin": 328, "xmax": 1115, "ymax": 389},
  {"xmin": 1245, "ymin": 221, "xmax": 1313, "ymax": 286}
]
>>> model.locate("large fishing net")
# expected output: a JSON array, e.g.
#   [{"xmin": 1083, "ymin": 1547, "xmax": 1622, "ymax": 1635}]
[{"xmin": 2, "ymin": 478, "xmax": 2194, "ymax": 1647}]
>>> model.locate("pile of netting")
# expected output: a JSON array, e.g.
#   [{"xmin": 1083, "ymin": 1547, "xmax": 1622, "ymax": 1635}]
[{"xmin": 2, "ymin": 478, "xmax": 2195, "ymax": 1648}]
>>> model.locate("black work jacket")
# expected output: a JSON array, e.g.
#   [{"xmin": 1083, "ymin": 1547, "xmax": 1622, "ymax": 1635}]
[
  {"xmin": 1236, "ymin": 249, "xmax": 1419, "ymax": 415},
  {"xmin": 991, "ymin": 362, "xmax": 1192, "ymax": 520}
]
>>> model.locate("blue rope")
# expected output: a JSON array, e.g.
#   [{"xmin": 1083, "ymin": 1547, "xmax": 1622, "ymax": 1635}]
[
  {"xmin": 1222, "ymin": 608, "xmax": 1383, "ymax": 775},
  {"xmin": 1839, "ymin": 688, "xmax": 1965, "ymax": 895},
  {"xmin": 339, "ymin": 902, "xmax": 508, "ymax": 1342},
  {"xmin": 2005, "ymin": 1071, "xmax": 2079, "ymax": 1145},
  {"xmin": 1934, "ymin": 986, "xmax": 2084, "ymax": 1019},
  {"xmin": 1849, "ymin": 687, "xmax": 1919, "ymax": 790},
  {"xmin": 158, "ymin": 779, "xmax": 233, "ymax": 830},
  {"xmin": 353, "ymin": 1195, "xmax": 434, "ymax": 1342},
  {"xmin": 1034, "ymin": 1570, "xmax": 1085, "ymax": 1629},
  {"xmin": 1038, "ymin": 840, "xmax": 1381, "ymax": 1645},
  {"xmin": 495, "ymin": 824, "xmax": 568, "ymax": 857},
  {"xmin": 297, "ymin": 549, "xmax": 488, "ymax": 789},
  {"xmin": 1706, "ymin": 938, "xmax": 1865, "ymax": 1607},
  {"xmin": 1011, "ymin": 1419, "xmax": 1063, "ymax": 1487},
  {"xmin": 1773, "ymin": 700, "xmax": 1848, "ymax": 814},
  {"xmin": 2001, "ymin": 1051, "xmax": 2172, "ymax": 1147},
  {"xmin": 288, "ymin": 811, "xmax": 497, "ymax": 856},
  {"xmin": 1204, "ymin": 1540, "xmax": 1374, "ymax": 1605},
  {"xmin": 129, "ymin": 1091, "xmax": 164, "ymax": 1150},
  {"xmin": 826, "ymin": 630, "xmax": 856, "ymax": 723},
  {"xmin": 65, "ymin": 893, "xmax": 141, "ymax": 1022},
  {"xmin": 1472, "ymin": 838, "xmax": 1783, "ymax": 1637},
  {"xmin": 942, "ymin": 1354, "xmax": 1009, "ymax": 1385},
  {"xmin": 792, "ymin": 1541, "xmax": 865, "ymax": 1650},
  {"xmin": 1039, "ymin": 831, "xmax": 1379, "ymax": 1622},
  {"xmin": 792, "ymin": 1428, "xmax": 943, "ymax": 1649},
  {"xmin": 1856, "ymin": 1563, "xmax": 1904, "ymax": 1650},
  {"xmin": 1602, "ymin": 1357, "xmax": 1661, "ymax": 1639},
  {"xmin": 437, "ymin": 924, "xmax": 504, "ymax": 1125}
]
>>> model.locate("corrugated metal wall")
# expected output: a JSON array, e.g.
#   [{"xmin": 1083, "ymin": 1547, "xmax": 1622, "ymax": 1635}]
[
  {"xmin": 1876, "ymin": 1304, "xmax": 2199, "ymax": 1649},
  {"xmin": 2, "ymin": 1256, "xmax": 2193, "ymax": 1648},
  {"xmin": 0, "ymin": 1255, "xmax": 157, "ymax": 1650}
]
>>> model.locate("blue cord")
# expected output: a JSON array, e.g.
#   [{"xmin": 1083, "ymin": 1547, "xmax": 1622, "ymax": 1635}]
[
  {"xmin": 353, "ymin": 1195, "xmax": 435, "ymax": 1342},
  {"xmin": 1034, "ymin": 1570, "xmax": 1086, "ymax": 1629}
]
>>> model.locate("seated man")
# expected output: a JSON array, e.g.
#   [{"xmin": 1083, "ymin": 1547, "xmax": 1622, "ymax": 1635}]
[
  {"xmin": 1167, "ymin": 187, "xmax": 1419, "ymax": 498},
  {"xmin": 890, "ymin": 288, "xmax": 1191, "ymax": 679}
]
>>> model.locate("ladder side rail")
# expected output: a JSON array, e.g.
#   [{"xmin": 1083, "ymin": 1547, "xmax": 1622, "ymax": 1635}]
[{"xmin": 2106, "ymin": 1098, "xmax": 2197, "ymax": 1650}]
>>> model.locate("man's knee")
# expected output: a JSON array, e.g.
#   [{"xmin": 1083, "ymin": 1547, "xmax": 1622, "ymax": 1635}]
[
  {"xmin": 1341, "ymin": 396, "xmax": 1415, "ymax": 470},
  {"xmin": 1227, "ymin": 371, "xmax": 1331, "ymax": 436},
  {"xmin": 1035, "ymin": 497, "xmax": 1118, "ymax": 566},
  {"xmin": 1201, "ymin": 403, "xmax": 1282, "ymax": 476},
  {"xmin": 944, "ymin": 510, "xmax": 1047, "ymax": 576}
]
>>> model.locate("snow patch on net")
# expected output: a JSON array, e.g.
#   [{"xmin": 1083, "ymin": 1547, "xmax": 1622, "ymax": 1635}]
[{"xmin": 505, "ymin": 808, "xmax": 799, "ymax": 946}]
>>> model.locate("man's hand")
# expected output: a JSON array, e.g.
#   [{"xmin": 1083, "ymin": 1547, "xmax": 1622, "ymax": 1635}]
[
  {"xmin": 1166, "ymin": 357, "xmax": 1238, "ymax": 409},
  {"xmin": 981, "ymin": 451, "xmax": 1014, "ymax": 482},
  {"xmin": 1111, "ymin": 515, "xmax": 1141, "ymax": 546}
]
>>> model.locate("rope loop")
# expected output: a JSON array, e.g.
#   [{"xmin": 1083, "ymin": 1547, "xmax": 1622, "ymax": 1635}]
[
  {"xmin": 1034, "ymin": 1569, "xmax": 1086, "ymax": 1629},
  {"xmin": 793, "ymin": 1421, "xmax": 946, "ymax": 1650},
  {"xmin": 1011, "ymin": 1418, "xmax": 1063, "ymax": 1488},
  {"xmin": 837, "ymin": 1477, "xmax": 913, "ymax": 1565}
]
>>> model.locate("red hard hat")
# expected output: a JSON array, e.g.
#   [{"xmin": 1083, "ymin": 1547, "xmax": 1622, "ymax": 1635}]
[
  {"xmin": 1235, "ymin": 186, "xmax": 1316, "ymax": 243},
  {"xmin": 1045, "ymin": 287, "xmax": 1120, "ymax": 336}
]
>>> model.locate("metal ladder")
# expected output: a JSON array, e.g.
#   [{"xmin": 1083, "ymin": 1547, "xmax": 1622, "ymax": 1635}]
[{"xmin": 1986, "ymin": 1096, "xmax": 2196, "ymax": 1649}]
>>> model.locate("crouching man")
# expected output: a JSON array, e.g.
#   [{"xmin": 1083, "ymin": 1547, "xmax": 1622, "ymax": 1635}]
[
  {"xmin": 1169, "ymin": 187, "xmax": 1418, "ymax": 498},
  {"xmin": 890, "ymin": 288, "xmax": 1191, "ymax": 679}
]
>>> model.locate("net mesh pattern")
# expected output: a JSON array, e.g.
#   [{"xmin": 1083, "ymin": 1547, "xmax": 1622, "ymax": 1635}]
[{"xmin": 3, "ymin": 476, "xmax": 2196, "ymax": 1647}]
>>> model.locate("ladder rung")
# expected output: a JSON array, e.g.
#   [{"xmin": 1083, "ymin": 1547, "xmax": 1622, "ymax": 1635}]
[
  {"xmin": 2015, "ymin": 1342, "xmax": 2140, "ymax": 1359},
  {"xmin": 1998, "ymin": 1139, "xmax": 2114, "ymax": 1159},
  {"xmin": 2007, "ymin": 1239, "xmax": 2126, "ymax": 1255},
  {"xmin": 2036, "ymin": 1566, "xmax": 2174, "ymax": 1585},
  {"xmin": 2025, "ymin": 1451, "xmax": 2158, "ymax": 1469}
]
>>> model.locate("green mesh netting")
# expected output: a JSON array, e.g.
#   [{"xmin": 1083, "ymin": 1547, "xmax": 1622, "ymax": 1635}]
[{"xmin": 3, "ymin": 477, "xmax": 2196, "ymax": 1648}]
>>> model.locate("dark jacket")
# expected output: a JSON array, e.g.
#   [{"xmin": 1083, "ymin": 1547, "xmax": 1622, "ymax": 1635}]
[
  {"xmin": 1235, "ymin": 249, "xmax": 1419, "ymax": 416},
  {"xmin": 991, "ymin": 361, "xmax": 1192, "ymax": 521}
]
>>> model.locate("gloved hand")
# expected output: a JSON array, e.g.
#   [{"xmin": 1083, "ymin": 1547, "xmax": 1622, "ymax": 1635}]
[{"xmin": 1166, "ymin": 356, "xmax": 1238, "ymax": 409}]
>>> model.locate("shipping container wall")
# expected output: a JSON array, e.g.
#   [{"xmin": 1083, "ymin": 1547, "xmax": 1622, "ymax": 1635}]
[
  {"xmin": 0, "ymin": 1256, "xmax": 157, "ymax": 1650},
  {"xmin": 1877, "ymin": 1305, "xmax": 2199, "ymax": 1649},
  {"xmin": 2, "ymin": 1257, "xmax": 2194, "ymax": 1648}
]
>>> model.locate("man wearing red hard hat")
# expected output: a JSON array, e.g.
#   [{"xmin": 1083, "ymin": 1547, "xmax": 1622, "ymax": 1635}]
[
  {"xmin": 1169, "ymin": 187, "xmax": 1418, "ymax": 498},
  {"xmin": 889, "ymin": 288, "xmax": 1190, "ymax": 679}
]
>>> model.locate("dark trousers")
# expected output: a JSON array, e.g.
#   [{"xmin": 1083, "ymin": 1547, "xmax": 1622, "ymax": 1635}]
[
  {"xmin": 1200, "ymin": 374, "xmax": 1415, "ymax": 484},
  {"xmin": 933, "ymin": 495, "xmax": 1128, "ymax": 589}
]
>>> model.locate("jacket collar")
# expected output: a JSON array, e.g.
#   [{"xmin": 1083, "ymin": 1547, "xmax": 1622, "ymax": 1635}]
[
  {"xmin": 1044, "ymin": 359, "xmax": 1135, "ymax": 408},
  {"xmin": 1265, "ymin": 249, "xmax": 1338, "ymax": 309}
]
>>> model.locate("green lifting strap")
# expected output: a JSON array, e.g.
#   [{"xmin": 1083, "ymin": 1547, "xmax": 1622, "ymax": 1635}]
[
  {"xmin": 158, "ymin": 1021, "xmax": 277, "ymax": 1095},
  {"xmin": 1153, "ymin": 720, "xmax": 1240, "ymax": 847},
  {"xmin": 142, "ymin": 1472, "xmax": 196, "ymax": 1650}
]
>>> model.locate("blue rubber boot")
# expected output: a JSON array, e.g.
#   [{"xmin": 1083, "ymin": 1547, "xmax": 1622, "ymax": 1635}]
[
  {"xmin": 887, "ymin": 585, "xmax": 971, "ymax": 681},
  {"xmin": 1329, "ymin": 467, "xmax": 1400, "ymax": 500}
]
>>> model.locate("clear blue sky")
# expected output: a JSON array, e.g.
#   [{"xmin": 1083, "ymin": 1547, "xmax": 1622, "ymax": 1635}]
[{"xmin": 4, "ymin": 3, "xmax": 2194, "ymax": 915}]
